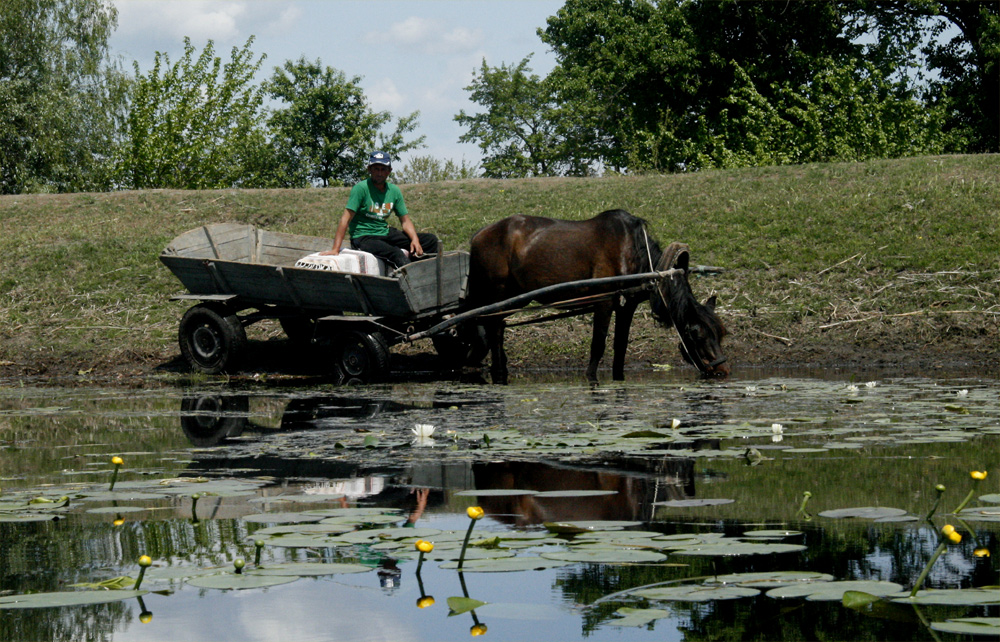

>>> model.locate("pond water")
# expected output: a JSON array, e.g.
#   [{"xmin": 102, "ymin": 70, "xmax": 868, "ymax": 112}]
[{"xmin": 1, "ymin": 369, "xmax": 998, "ymax": 641}]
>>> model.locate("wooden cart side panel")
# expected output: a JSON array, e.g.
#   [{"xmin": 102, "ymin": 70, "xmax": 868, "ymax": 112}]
[
  {"xmin": 397, "ymin": 252, "xmax": 470, "ymax": 312},
  {"xmin": 164, "ymin": 224, "xmax": 258, "ymax": 262},
  {"xmin": 257, "ymin": 230, "xmax": 333, "ymax": 267}
]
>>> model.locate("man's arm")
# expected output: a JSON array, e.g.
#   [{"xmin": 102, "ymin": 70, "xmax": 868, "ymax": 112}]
[
  {"xmin": 400, "ymin": 215, "xmax": 424, "ymax": 257},
  {"xmin": 321, "ymin": 209, "xmax": 354, "ymax": 255}
]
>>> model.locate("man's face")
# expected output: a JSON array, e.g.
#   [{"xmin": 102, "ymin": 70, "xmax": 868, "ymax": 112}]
[{"xmin": 369, "ymin": 164, "xmax": 391, "ymax": 186}]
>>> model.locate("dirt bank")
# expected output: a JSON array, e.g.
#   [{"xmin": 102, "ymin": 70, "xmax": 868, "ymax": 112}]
[{"xmin": 3, "ymin": 308, "xmax": 997, "ymax": 387}]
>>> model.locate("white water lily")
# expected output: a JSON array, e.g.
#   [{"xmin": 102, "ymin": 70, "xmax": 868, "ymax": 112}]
[
  {"xmin": 846, "ymin": 384, "xmax": 859, "ymax": 393},
  {"xmin": 671, "ymin": 418, "xmax": 681, "ymax": 429},
  {"xmin": 771, "ymin": 423, "xmax": 784, "ymax": 443},
  {"xmin": 772, "ymin": 423, "xmax": 784, "ymax": 432},
  {"xmin": 412, "ymin": 424, "xmax": 435, "ymax": 438},
  {"xmin": 957, "ymin": 389, "xmax": 969, "ymax": 396},
  {"xmin": 865, "ymin": 381, "xmax": 877, "ymax": 388}
]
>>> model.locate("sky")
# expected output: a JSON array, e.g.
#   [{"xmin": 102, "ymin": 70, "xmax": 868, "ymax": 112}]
[{"xmin": 108, "ymin": 0, "xmax": 565, "ymax": 168}]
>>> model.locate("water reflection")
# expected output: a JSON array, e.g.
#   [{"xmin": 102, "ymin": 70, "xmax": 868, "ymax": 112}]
[{"xmin": 1, "ymin": 375, "xmax": 997, "ymax": 642}]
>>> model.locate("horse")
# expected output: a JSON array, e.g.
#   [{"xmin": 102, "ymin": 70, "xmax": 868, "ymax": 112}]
[{"xmin": 467, "ymin": 209, "xmax": 729, "ymax": 383}]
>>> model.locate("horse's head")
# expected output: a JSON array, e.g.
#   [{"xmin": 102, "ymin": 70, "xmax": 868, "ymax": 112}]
[{"xmin": 651, "ymin": 243, "xmax": 729, "ymax": 378}]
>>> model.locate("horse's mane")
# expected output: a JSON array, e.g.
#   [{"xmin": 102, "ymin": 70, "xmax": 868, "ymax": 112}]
[{"xmin": 600, "ymin": 209, "xmax": 663, "ymax": 274}]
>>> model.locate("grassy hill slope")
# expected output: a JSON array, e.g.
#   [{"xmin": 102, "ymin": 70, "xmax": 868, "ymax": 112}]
[{"xmin": 1, "ymin": 154, "xmax": 998, "ymax": 381}]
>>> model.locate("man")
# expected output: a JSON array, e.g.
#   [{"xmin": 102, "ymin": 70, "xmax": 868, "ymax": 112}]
[{"xmin": 322, "ymin": 151, "xmax": 439, "ymax": 270}]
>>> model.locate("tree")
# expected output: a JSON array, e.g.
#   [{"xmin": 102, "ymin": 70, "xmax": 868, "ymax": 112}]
[
  {"xmin": 0, "ymin": 0, "xmax": 123, "ymax": 193},
  {"xmin": 392, "ymin": 155, "xmax": 479, "ymax": 184},
  {"xmin": 114, "ymin": 37, "xmax": 271, "ymax": 189},
  {"xmin": 455, "ymin": 57, "xmax": 592, "ymax": 178},
  {"xmin": 528, "ymin": 0, "xmax": 962, "ymax": 172},
  {"xmin": 265, "ymin": 57, "xmax": 425, "ymax": 186}
]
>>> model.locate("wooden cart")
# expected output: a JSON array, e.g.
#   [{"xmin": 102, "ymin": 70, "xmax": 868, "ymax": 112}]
[{"xmin": 161, "ymin": 223, "xmax": 704, "ymax": 382}]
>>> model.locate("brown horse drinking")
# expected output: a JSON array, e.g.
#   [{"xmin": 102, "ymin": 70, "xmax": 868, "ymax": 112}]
[{"xmin": 467, "ymin": 209, "xmax": 729, "ymax": 383}]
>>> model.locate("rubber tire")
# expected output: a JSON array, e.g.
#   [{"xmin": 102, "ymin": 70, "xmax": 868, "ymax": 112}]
[
  {"xmin": 336, "ymin": 330, "xmax": 390, "ymax": 383},
  {"xmin": 178, "ymin": 304, "xmax": 247, "ymax": 374},
  {"xmin": 180, "ymin": 395, "xmax": 250, "ymax": 446}
]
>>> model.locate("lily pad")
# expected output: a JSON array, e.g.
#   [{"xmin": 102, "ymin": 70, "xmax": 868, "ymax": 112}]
[
  {"xmin": 85, "ymin": 506, "xmax": 146, "ymax": 514},
  {"xmin": 706, "ymin": 571, "xmax": 834, "ymax": 588},
  {"xmin": 742, "ymin": 529, "xmax": 802, "ymax": 538},
  {"xmin": 543, "ymin": 520, "xmax": 642, "ymax": 533},
  {"xmin": 654, "ymin": 498, "xmax": 734, "ymax": 507},
  {"xmin": 0, "ymin": 513, "xmax": 61, "ymax": 523},
  {"xmin": 446, "ymin": 596, "xmax": 487, "ymax": 616},
  {"xmin": 186, "ymin": 573, "xmax": 299, "ymax": 590},
  {"xmin": 610, "ymin": 607, "xmax": 670, "ymax": 627},
  {"xmin": 0, "ymin": 590, "xmax": 148, "ymax": 609},
  {"xmin": 541, "ymin": 549, "xmax": 667, "ymax": 563},
  {"xmin": 890, "ymin": 588, "xmax": 1000, "ymax": 605},
  {"xmin": 439, "ymin": 556, "xmax": 570, "ymax": 572},
  {"xmin": 930, "ymin": 617, "xmax": 1000, "ymax": 635},
  {"xmin": 767, "ymin": 580, "xmax": 904, "ymax": 601},
  {"xmin": 670, "ymin": 542, "xmax": 806, "ymax": 556},
  {"xmin": 455, "ymin": 489, "xmax": 538, "ymax": 497},
  {"xmin": 249, "ymin": 562, "xmax": 370, "ymax": 576},
  {"xmin": 633, "ymin": 585, "xmax": 760, "ymax": 601},
  {"xmin": 242, "ymin": 512, "xmax": 326, "ymax": 524},
  {"xmin": 817, "ymin": 507, "xmax": 909, "ymax": 520},
  {"xmin": 532, "ymin": 490, "xmax": 618, "ymax": 498}
]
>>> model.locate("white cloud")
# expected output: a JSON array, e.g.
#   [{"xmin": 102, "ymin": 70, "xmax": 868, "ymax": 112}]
[
  {"xmin": 366, "ymin": 16, "xmax": 483, "ymax": 56},
  {"xmin": 367, "ymin": 78, "xmax": 406, "ymax": 113}
]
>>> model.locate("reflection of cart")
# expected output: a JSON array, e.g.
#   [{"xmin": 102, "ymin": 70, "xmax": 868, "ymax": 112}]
[{"xmin": 161, "ymin": 224, "xmax": 700, "ymax": 382}]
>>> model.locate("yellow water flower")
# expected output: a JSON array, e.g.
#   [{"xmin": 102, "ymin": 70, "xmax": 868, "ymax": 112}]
[
  {"xmin": 111, "ymin": 456, "xmax": 124, "ymax": 466},
  {"xmin": 971, "ymin": 470, "xmax": 987, "ymax": 481},
  {"xmin": 113, "ymin": 518, "xmax": 125, "ymax": 527},
  {"xmin": 470, "ymin": 624, "xmax": 488, "ymax": 636},
  {"xmin": 138, "ymin": 555, "xmax": 152, "ymax": 567},
  {"xmin": 974, "ymin": 548, "xmax": 990, "ymax": 558},
  {"xmin": 941, "ymin": 524, "xmax": 956, "ymax": 536},
  {"xmin": 467, "ymin": 506, "xmax": 485, "ymax": 520},
  {"xmin": 139, "ymin": 612, "xmax": 153, "ymax": 624},
  {"xmin": 416, "ymin": 596, "xmax": 435, "ymax": 609},
  {"xmin": 416, "ymin": 539, "xmax": 435, "ymax": 553}
]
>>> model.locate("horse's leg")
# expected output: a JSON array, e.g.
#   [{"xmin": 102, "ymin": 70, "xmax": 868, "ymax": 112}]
[
  {"xmin": 586, "ymin": 302, "xmax": 613, "ymax": 382},
  {"xmin": 485, "ymin": 320, "xmax": 508, "ymax": 385},
  {"xmin": 611, "ymin": 297, "xmax": 639, "ymax": 381}
]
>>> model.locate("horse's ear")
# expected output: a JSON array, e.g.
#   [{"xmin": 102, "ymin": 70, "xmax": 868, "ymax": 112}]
[{"xmin": 704, "ymin": 295, "xmax": 717, "ymax": 312}]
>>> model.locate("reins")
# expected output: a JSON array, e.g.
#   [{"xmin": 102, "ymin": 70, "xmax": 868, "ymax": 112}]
[{"xmin": 642, "ymin": 225, "xmax": 724, "ymax": 373}]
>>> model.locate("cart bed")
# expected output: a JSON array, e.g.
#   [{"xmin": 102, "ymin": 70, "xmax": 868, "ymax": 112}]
[{"xmin": 160, "ymin": 223, "xmax": 469, "ymax": 318}]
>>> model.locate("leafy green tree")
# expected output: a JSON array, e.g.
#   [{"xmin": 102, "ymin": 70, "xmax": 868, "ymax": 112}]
[
  {"xmin": 392, "ymin": 155, "xmax": 479, "ymax": 184},
  {"xmin": 0, "ymin": 0, "xmax": 123, "ymax": 193},
  {"xmin": 264, "ymin": 57, "xmax": 425, "ymax": 186},
  {"xmin": 114, "ymin": 37, "xmax": 271, "ymax": 189},
  {"xmin": 455, "ymin": 57, "xmax": 592, "ymax": 178},
  {"xmin": 528, "ymin": 0, "xmax": 974, "ymax": 172}
]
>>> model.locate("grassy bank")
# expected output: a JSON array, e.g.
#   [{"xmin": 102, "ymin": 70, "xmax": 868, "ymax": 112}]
[{"xmin": 1, "ymin": 154, "xmax": 998, "ymax": 382}]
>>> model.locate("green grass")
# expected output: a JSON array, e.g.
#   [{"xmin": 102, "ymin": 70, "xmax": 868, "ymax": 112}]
[{"xmin": 1, "ymin": 154, "xmax": 998, "ymax": 377}]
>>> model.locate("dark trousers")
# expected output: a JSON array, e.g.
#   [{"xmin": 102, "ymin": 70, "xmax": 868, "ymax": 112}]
[{"xmin": 353, "ymin": 229, "xmax": 439, "ymax": 269}]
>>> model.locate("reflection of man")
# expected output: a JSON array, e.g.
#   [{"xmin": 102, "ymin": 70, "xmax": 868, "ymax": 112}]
[
  {"xmin": 322, "ymin": 151, "xmax": 439, "ymax": 270},
  {"xmin": 402, "ymin": 488, "xmax": 430, "ymax": 527}
]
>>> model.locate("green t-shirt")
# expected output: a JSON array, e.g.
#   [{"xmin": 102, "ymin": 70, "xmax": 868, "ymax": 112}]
[{"xmin": 346, "ymin": 179, "xmax": 408, "ymax": 238}]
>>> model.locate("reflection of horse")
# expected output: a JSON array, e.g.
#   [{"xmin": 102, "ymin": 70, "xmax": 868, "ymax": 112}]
[
  {"xmin": 472, "ymin": 460, "xmax": 696, "ymax": 527},
  {"xmin": 468, "ymin": 210, "xmax": 729, "ymax": 383}
]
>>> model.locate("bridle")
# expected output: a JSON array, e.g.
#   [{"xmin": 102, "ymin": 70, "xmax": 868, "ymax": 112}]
[{"xmin": 642, "ymin": 227, "xmax": 727, "ymax": 374}]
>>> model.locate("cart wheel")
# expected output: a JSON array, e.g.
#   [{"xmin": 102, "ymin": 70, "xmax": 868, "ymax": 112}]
[
  {"xmin": 279, "ymin": 316, "xmax": 317, "ymax": 345},
  {"xmin": 179, "ymin": 395, "xmax": 250, "ymax": 446},
  {"xmin": 432, "ymin": 324, "xmax": 488, "ymax": 368},
  {"xmin": 337, "ymin": 330, "xmax": 390, "ymax": 383},
  {"xmin": 179, "ymin": 304, "xmax": 247, "ymax": 374}
]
